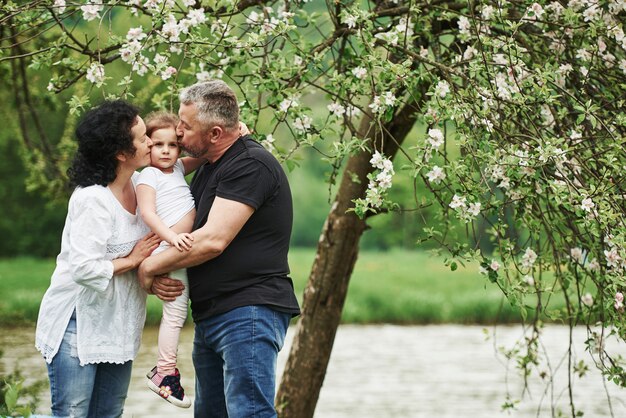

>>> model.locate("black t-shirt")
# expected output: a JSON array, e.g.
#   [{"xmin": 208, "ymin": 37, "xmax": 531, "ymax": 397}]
[{"xmin": 187, "ymin": 135, "xmax": 301, "ymax": 322}]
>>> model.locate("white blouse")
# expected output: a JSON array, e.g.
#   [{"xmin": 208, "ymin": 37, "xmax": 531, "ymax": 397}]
[{"xmin": 35, "ymin": 174, "xmax": 151, "ymax": 365}]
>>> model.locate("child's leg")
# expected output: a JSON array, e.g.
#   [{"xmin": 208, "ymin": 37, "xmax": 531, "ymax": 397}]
[{"xmin": 157, "ymin": 268, "xmax": 189, "ymax": 376}]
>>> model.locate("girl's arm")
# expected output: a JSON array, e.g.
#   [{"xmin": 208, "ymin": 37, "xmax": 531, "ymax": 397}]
[{"xmin": 136, "ymin": 183, "xmax": 194, "ymax": 251}]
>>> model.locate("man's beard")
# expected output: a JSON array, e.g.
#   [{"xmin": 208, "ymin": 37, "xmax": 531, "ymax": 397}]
[{"xmin": 181, "ymin": 143, "xmax": 207, "ymax": 158}]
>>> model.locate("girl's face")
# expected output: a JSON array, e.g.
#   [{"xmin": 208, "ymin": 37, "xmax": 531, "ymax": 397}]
[
  {"xmin": 125, "ymin": 116, "xmax": 153, "ymax": 170},
  {"xmin": 149, "ymin": 127, "xmax": 180, "ymax": 172}
]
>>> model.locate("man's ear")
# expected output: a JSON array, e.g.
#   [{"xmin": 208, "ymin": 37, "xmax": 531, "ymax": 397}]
[
  {"xmin": 209, "ymin": 126, "xmax": 223, "ymax": 143},
  {"xmin": 116, "ymin": 152, "xmax": 127, "ymax": 162}
]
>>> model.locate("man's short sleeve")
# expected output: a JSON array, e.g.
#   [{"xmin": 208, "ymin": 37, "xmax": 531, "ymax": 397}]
[{"xmin": 216, "ymin": 158, "xmax": 277, "ymax": 209}]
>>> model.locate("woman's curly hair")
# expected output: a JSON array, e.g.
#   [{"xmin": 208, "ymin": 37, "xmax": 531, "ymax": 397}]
[{"xmin": 68, "ymin": 100, "xmax": 141, "ymax": 188}]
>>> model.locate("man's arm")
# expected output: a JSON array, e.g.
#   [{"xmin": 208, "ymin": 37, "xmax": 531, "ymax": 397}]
[
  {"xmin": 138, "ymin": 196, "xmax": 255, "ymax": 296},
  {"xmin": 180, "ymin": 156, "xmax": 207, "ymax": 175}
]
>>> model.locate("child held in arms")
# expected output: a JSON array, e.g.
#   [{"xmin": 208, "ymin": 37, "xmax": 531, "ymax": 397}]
[{"xmin": 136, "ymin": 111, "xmax": 202, "ymax": 409}]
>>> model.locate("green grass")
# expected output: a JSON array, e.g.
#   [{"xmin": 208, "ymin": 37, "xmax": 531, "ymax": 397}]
[
  {"xmin": 289, "ymin": 248, "xmax": 528, "ymax": 324},
  {"xmin": 0, "ymin": 248, "xmax": 532, "ymax": 327}
]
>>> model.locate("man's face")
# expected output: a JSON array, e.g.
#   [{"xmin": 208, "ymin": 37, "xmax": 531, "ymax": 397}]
[{"xmin": 177, "ymin": 102, "xmax": 209, "ymax": 158}]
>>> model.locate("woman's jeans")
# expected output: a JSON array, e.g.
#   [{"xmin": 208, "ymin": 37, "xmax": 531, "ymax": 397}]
[
  {"xmin": 192, "ymin": 305, "xmax": 291, "ymax": 418},
  {"xmin": 46, "ymin": 315, "xmax": 132, "ymax": 418}
]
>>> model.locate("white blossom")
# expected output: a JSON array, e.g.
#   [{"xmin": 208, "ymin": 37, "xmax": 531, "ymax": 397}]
[
  {"xmin": 126, "ymin": 27, "xmax": 146, "ymax": 42},
  {"xmin": 521, "ymin": 248, "xmax": 538, "ymax": 268},
  {"xmin": 187, "ymin": 8, "xmax": 207, "ymax": 25},
  {"xmin": 427, "ymin": 128, "xmax": 445, "ymax": 149},
  {"xmin": 120, "ymin": 41, "xmax": 142, "ymax": 63},
  {"xmin": 463, "ymin": 46, "xmax": 478, "ymax": 60},
  {"xmin": 161, "ymin": 14, "xmax": 181, "ymax": 42},
  {"xmin": 524, "ymin": 275, "xmax": 535, "ymax": 286},
  {"xmin": 54, "ymin": 0, "xmax": 66, "ymax": 13},
  {"xmin": 132, "ymin": 55, "xmax": 150, "ymax": 76},
  {"xmin": 458, "ymin": 16, "xmax": 471, "ymax": 37},
  {"xmin": 352, "ymin": 66, "xmax": 367, "ymax": 79},
  {"xmin": 570, "ymin": 247, "xmax": 584, "ymax": 263},
  {"xmin": 383, "ymin": 91, "xmax": 397, "ymax": 106},
  {"xmin": 604, "ymin": 248, "xmax": 621, "ymax": 268},
  {"xmin": 482, "ymin": 5, "xmax": 495, "ymax": 20},
  {"xmin": 369, "ymin": 96, "xmax": 384, "ymax": 114},
  {"xmin": 583, "ymin": 4, "xmax": 602, "ymax": 22},
  {"xmin": 426, "ymin": 166, "xmax": 446, "ymax": 184},
  {"xmin": 490, "ymin": 260, "xmax": 501, "ymax": 271},
  {"xmin": 498, "ymin": 176, "xmax": 511, "ymax": 189},
  {"xmin": 81, "ymin": 1, "xmax": 103, "ymax": 21},
  {"xmin": 161, "ymin": 66, "xmax": 177, "ymax": 80},
  {"xmin": 581, "ymin": 293, "xmax": 594, "ymax": 307},
  {"xmin": 346, "ymin": 105, "xmax": 362, "ymax": 118},
  {"xmin": 541, "ymin": 105, "xmax": 554, "ymax": 126},
  {"xmin": 434, "ymin": 80, "xmax": 450, "ymax": 98},
  {"xmin": 468, "ymin": 202, "xmax": 481, "ymax": 217},
  {"xmin": 344, "ymin": 14, "xmax": 358, "ymax": 29},
  {"xmin": 86, "ymin": 62, "xmax": 106, "ymax": 86},
  {"xmin": 581, "ymin": 197, "xmax": 595, "ymax": 212},
  {"xmin": 327, "ymin": 102, "xmax": 346, "ymax": 117},
  {"xmin": 261, "ymin": 134, "xmax": 275, "ymax": 152},
  {"xmin": 293, "ymin": 115, "xmax": 312, "ymax": 133},
  {"xmin": 576, "ymin": 48, "xmax": 592, "ymax": 61},
  {"xmin": 547, "ymin": 1, "xmax": 564, "ymax": 17},
  {"xmin": 279, "ymin": 97, "xmax": 299, "ymax": 113},
  {"xmin": 449, "ymin": 194, "xmax": 467, "ymax": 209},
  {"xmin": 374, "ymin": 31, "xmax": 399, "ymax": 46},
  {"xmin": 246, "ymin": 12, "xmax": 261, "ymax": 26},
  {"xmin": 615, "ymin": 292, "xmax": 624, "ymax": 311},
  {"xmin": 526, "ymin": 3, "xmax": 545, "ymax": 20},
  {"xmin": 370, "ymin": 151, "xmax": 385, "ymax": 169},
  {"xmin": 376, "ymin": 171, "xmax": 393, "ymax": 189}
]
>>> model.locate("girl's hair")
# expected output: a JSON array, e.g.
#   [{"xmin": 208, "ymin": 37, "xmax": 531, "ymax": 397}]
[
  {"xmin": 145, "ymin": 111, "xmax": 179, "ymax": 137},
  {"xmin": 67, "ymin": 100, "xmax": 140, "ymax": 188}
]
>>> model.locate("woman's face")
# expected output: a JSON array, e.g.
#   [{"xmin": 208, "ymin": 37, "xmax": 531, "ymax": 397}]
[{"xmin": 124, "ymin": 116, "xmax": 153, "ymax": 170}]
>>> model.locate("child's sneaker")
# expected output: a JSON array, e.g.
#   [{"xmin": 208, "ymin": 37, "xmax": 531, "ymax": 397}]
[{"xmin": 146, "ymin": 366, "xmax": 192, "ymax": 408}]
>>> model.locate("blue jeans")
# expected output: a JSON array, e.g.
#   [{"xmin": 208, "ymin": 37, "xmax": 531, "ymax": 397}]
[
  {"xmin": 193, "ymin": 305, "xmax": 291, "ymax": 418},
  {"xmin": 46, "ymin": 316, "xmax": 132, "ymax": 418}
]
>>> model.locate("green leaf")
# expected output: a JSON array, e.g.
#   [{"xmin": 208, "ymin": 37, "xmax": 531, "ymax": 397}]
[{"xmin": 5, "ymin": 383, "xmax": 18, "ymax": 411}]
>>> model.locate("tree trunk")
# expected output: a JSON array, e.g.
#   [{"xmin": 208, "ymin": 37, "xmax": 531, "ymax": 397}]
[{"xmin": 276, "ymin": 103, "xmax": 418, "ymax": 418}]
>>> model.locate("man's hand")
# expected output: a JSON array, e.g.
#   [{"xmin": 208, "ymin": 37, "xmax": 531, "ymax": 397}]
[{"xmin": 151, "ymin": 276, "xmax": 185, "ymax": 302}]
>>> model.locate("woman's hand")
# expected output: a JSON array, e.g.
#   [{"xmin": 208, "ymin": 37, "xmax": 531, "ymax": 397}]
[{"xmin": 128, "ymin": 232, "xmax": 160, "ymax": 268}]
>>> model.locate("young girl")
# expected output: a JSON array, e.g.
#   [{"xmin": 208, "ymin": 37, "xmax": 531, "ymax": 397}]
[{"xmin": 136, "ymin": 112, "xmax": 205, "ymax": 408}]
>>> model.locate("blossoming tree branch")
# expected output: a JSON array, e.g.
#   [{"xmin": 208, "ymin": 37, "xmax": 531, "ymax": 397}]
[{"xmin": 1, "ymin": 0, "xmax": 625, "ymax": 416}]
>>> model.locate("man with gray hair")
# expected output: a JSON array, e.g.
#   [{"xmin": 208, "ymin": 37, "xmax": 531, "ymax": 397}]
[{"xmin": 139, "ymin": 80, "xmax": 301, "ymax": 417}]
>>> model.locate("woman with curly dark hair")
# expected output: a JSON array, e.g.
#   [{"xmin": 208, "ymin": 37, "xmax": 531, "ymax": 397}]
[{"xmin": 35, "ymin": 100, "xmax": 161, "ymax": 418}]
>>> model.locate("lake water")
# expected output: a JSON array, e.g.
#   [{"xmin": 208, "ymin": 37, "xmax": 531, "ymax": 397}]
[{"xmin": 2, "ymin": 324, "xmax": 625, "ymax": 417}]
